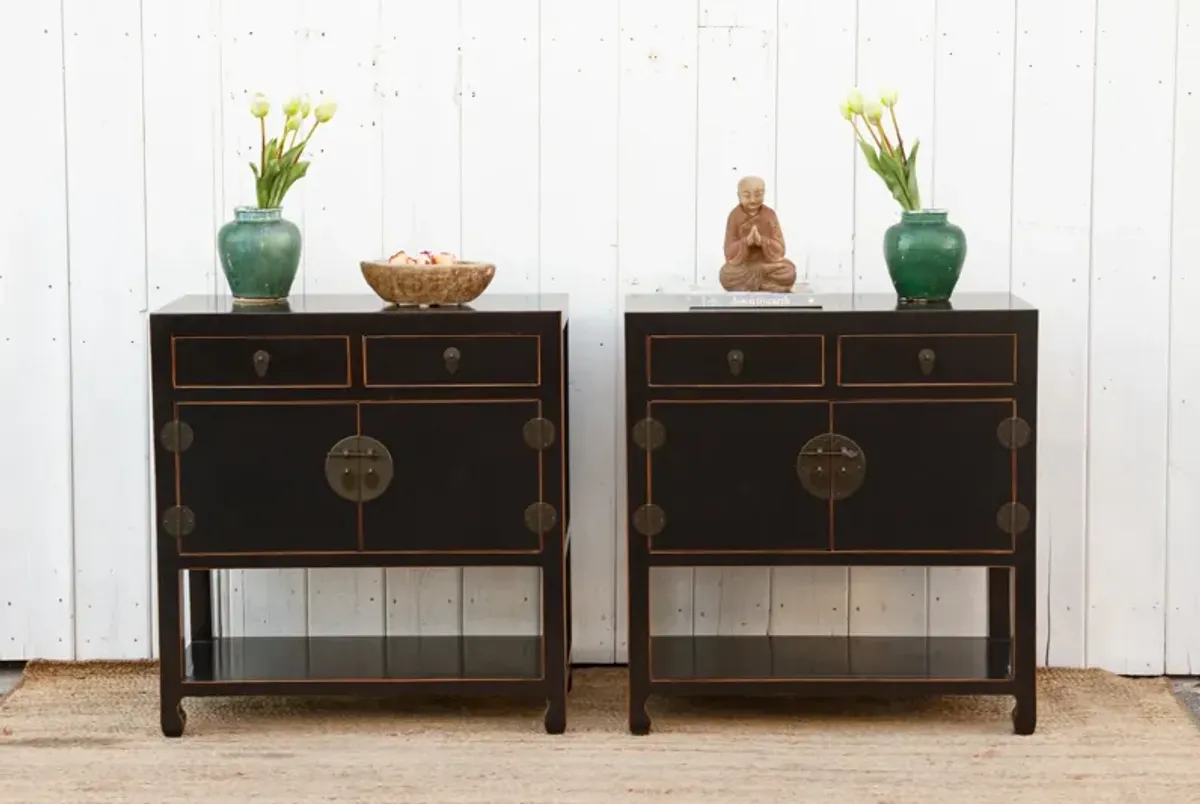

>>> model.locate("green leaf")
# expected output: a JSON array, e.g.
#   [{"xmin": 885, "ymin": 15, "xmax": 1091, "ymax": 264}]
[
  {"xmin": 905, "ymin": 139, "xmax": 922, "ymax": 209},
  {"xmin": 857, "ymin": 137, "xmax": 882, "ymax": 175},
  {"xmin": 280, "ymin": 141, "xmax": 307, "ymax": 167}
]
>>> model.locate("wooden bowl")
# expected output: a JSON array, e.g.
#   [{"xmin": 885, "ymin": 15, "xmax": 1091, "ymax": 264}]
[{"xmin": 360, "ymin": 260, "xmax": 496, "ymax": 307}]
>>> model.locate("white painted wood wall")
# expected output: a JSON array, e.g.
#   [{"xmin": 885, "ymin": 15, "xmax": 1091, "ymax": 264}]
[{"xmin": 2, "ymin": 0, "xmax": 1197, "ymax": 676}]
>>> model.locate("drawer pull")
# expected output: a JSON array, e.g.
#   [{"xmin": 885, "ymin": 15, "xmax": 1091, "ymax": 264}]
[
  {"xmin": 252, "ymin": 349, "xmax": 271, "ymax": 377},
  {"xmin": 917, "ymin": 347, "xmax": 936, "ymax": 376},
  {"xmin": 727, "ymin": 349, "xmax": 745, "ymax": 377},
  {"xmin": 443, "ymin": 346, "xmax": 461, "ymax": 375}
]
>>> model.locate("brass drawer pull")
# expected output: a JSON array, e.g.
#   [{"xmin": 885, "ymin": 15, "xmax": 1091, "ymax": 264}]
[
  {"xmin": 443, "ymin": 346, "xmax": 461, "ymax": 375},
  {"xmin": 917, "ymin": 347, "xmax": 936, "ymax": 376},
  {"xmin": 252, "ymin": 349, "xmax": 271, "ymax": 377},
  {"xmin": 727, "ymin": 349, "xmax": 745, "ymax": 377}
]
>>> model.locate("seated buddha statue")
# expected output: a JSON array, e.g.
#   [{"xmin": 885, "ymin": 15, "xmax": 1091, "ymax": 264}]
[{"xmin": 718, "ymin": 176, "xmax": 797, "ymax": 293}]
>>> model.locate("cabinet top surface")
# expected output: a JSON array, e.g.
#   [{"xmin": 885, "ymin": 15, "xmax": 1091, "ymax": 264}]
[
  {"xmin": 152, "ymin": 293, "xmax": 569, "ymax": 316},
  {"xmin": 625, "ymin": 292, "xmax": 1034, "ymax": 314}
]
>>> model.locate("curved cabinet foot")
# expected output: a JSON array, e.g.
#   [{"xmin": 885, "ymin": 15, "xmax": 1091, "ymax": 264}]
[
  {"xmin": 161, "ymin": 700, "xmax": 186, "ymax": 738},
  {"xmin": 629, "ymin": 699, "xmax": 651, "ymax": 736},
  {"xmin": 1011, "ymin": 700, "xmax": 1036, "ymax": 735},
  {"xmin": 543, "ymin": 699, "xmax": 567, "ymax": 735}
]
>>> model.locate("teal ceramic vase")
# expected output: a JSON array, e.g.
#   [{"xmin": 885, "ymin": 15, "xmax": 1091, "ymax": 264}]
[
  {"xmin": 882, "ymin": 209, "xmax": 967, "ymax": 303},
  {"xmin": 217, "ymin": 206, "xmax": 302, "ymax": 304}
]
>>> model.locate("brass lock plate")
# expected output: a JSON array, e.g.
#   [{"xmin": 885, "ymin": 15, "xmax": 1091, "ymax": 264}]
[
  {"xmin": 796, "ymin": 433, "xmax": 867, "ymax": 501},
  {"xmin": 325, "ymin": 435, "xmax": 395, "ymax": 502}
]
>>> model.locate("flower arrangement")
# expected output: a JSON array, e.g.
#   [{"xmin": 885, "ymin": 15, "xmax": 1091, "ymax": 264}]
[
  {"xmin": 247, "ymin": 92, "xmax": 338, "ymax": 209},
  {"xmin": 840, "ymin": 88, "xmax": 921, "ymax": 211}
]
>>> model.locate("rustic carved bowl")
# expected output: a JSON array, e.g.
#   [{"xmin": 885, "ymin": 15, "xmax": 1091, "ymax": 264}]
[{"xmin": 359, "ymin": 260, "xmax": 496, "ymax": 307}]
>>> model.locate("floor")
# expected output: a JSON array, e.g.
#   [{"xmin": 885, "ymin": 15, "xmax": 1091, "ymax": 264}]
[{"xmin": 1, "ymin": 660, "xmax": 1198, "ymax": 721}]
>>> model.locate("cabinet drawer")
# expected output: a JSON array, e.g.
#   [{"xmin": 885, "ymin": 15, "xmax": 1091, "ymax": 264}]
[
  {"xmin": 837, "ymin": 334, "xmax": 1016, "ymax": 386},
  {"xmin": 172, "ymin": 336, "xmax": 351, "ymax": 388},
  {"xmin": 363, "ymin": 334, "xmax": 540, "ymax": 387},
  {"xmin": 647, "ymin": 335, "xmax": 824, "ymax": 387}
]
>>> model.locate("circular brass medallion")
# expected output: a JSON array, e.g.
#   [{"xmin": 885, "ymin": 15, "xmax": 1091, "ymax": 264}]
[
  {"xmin": 324, "ymin": 435, "xmax": 394, "ymax": 502},
  {"xmin": 796, "ymin": 433, "xmax": 867, "ymax": 501}
]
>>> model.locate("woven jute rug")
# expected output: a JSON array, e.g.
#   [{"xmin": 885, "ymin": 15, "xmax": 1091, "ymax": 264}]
[{"xmin": 0, "ymin": 662, "xmax": 1197, "ymax": 803}]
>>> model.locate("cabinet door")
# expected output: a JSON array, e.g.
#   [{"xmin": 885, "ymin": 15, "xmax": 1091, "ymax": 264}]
[
  {"xmin": 359, "ymin": 400, "xmax": 545, "ymax": 552},
  {"xmin": 831, "ymin": 400, "xmax": 1017, "ymax": 552},
  {"xmin": 643, "ymin": 401, "xmax": 831, "ymax": 551},
  {"xmin": 174, "ymin": 402, "xmax": 359, "ymax": 553}
]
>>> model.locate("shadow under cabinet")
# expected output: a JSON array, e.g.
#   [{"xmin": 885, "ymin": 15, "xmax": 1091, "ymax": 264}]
[{"xmin": 150, "ymin": 293, "xmax": 571, "ymax": 736}]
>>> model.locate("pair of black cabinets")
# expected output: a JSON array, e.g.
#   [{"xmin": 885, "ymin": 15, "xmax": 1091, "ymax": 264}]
[{"xmin": 150, "ymin": 291, "xmax": 1036, "ymax": 736}]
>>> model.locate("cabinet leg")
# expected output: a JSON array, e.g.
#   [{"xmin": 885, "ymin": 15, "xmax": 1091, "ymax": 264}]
[
  {"xmin": 161, "ymin": 699, "xmax": 186, "ymax": 738},
  {"xmin": 1012, "ymin": 694, "xmax": 1036, "ymax": 735},
  {"xmin": 629, "ymin": 694, "xmax": 652, "ymax": 736},
  {"xmin": 567, "ymin": 668, "xmax": 573, "ymax": 693},
  {"xmin": 543, "ymin": 696, "xmax": 567, "ymax": 735}
]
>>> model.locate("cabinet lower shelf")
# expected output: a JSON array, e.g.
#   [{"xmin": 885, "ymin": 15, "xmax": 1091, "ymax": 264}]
[
  {"xmin": 183, "ymin": 636, "xmax": 547, "ymax": 692},
  {"xmin": 650, "ymin": 636, "xmax": 1013, "ymax": 688}
]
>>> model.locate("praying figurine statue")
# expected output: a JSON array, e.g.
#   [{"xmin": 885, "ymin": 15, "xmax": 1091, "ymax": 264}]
[{"xmin": 718, "ymin": 175, "xmax": 797, "ymax": 293}]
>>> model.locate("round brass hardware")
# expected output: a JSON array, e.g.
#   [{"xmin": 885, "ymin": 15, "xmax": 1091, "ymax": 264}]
[
  {"xmin": 163, "ymin": 506, "xmax": 195, "ymax": 538},
  {"xmin": 523, "ymin": 417, "xmax": 557, "ymax": 450},
  {"xmin": 159, "ymin": 420, "xmax": 193, "ymax": 453},
  {"xmin": 524, "ymin": 502, "xmax": 558, "ymax": 535},
  {"xmin": 727, "ymin": 349, "xmax": 745, "ymax": 377},
  {"xmin": 997, "ymin": 417, "xmax": 1031, "ymax": 450},
  {"xmin": 252, "ymin": 349, "xmax": 271, "ymax": 377},
  {"xmin": 443, "ymin": 346, "xmax": 461, "ymax": 375},
  {"xmin": 632, "ymin": 504, "xmax": 666, "ymax": 537},
  {"xmin": 796, "ymin": 433, "xmax": 867, "ymax": 501},
  {"xmin": 917, "ymin": 347, "xmax": 936, "ymax": 376},
  {"xmin": 997, "ymin": 502, "xmax": 1030, "ymax": 536},
  {"xmin": 324, "ymin": 435, "xmax": 394, "ymax": 502},
  {"xmin": 632, "ymin": 418, "xmax": 666, "ymax": 451}
]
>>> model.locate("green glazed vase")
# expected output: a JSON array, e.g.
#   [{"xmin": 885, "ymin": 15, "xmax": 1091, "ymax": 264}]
[
  {"xmin": 882, "ymin": 209, "xmax": 967, "ymax": 303},
  {"xmin": 217, "ymin": 206, "xmax": 302, "ymax": 304}
]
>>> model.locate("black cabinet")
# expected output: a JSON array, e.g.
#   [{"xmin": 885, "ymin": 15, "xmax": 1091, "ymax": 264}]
[
  {"xmin": 625, "ymin": 292, "xmax": 1038, "ymax": 735},
  {"xmin": 150, "ymin": 293, "xmax": 571, "ymax": 737}
]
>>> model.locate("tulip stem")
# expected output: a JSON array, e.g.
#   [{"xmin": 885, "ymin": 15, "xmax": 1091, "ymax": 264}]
[
  {"xmin": 259, "ymin": 117, "xmax": 267, "ymax": 177},
  {"xmin": 873, "ymin": 120, "xmax": 895, "ymax": 157},
  {"xmin": 889, "ymin": 107, "xmax": 907, "ymax": 167}
]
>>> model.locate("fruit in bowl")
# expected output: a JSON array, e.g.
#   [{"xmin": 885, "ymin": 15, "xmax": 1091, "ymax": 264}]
[
  {"xmin": 388, "ymin": 249, "xmax": 457, "ymax": 266},
  {"xmin": 361, "ymin": 249, "xmax": 496, "ymax": 307}
]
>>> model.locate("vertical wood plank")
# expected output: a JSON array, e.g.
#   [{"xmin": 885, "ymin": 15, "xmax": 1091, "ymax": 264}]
[
  {"xmin": 216, "ymin": 1, "xmax": 309, "ymax": 638},
  {"xmin": 849, "ymin": 0, "xmax": 937, "ymax": 638},
  {"xmin": 459, "ymin": 0, "xmax": 542, "ymax": 637},
  {"xmin": 1010, "ymin": 0, "xmax": 1096, "ymax": 667},
  {"xmin": 691, "ymin": 0, "xmax": 778, "ymax": 638},
  {"xmin": 615, "ymin": 0, "xmax": 701, "ymax": 650},
  {"xmin": 1087, "ymin": 0, "xmax": 1176, "ymax": 674},
  {"xmin": 0, "ymin": 1, "xmax": 75, "ymax": 660},
  {"xmin": 540, "ymin": 0, "xmax": 620, "ymax": 662},
  {"xmin": 378, "ymin": 0, "xmax": 465, "ymax": 639},
  {"xmin": 62, "ymin": 0, "xmax": 152, "ymax": 659},
  {"xmin": 1166, "ymin": 0, "xmax": 1200, "ymax": 676},
  {"xmin": 926, "ymin": 0, "xmax": 1018, "ymax": 638},
  {"xmin": 299, "ymin": 0, "xmax": 387, "ymax": 637},
  {"xmin": 767, "ymin": 0, "xmax": 857, "ymax": 638},
  {"xmin": 141, "ymin": 0, "xmax": 223, "ymax": 656}
]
